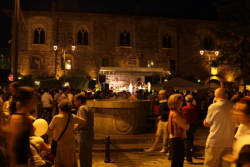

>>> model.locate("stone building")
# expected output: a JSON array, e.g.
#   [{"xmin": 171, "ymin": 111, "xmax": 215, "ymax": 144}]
[
  {"xmin": 15, "ymin": 10, "xmax": 239, "ymax": 88},
  {"xmin": 0, "ymin": 48, "xmax": 11, "ymax": 83}
]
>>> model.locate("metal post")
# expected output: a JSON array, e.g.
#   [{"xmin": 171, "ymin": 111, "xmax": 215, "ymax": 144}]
[
  {"xmin": 54, "ymin": 15, "xmax": 59, "ymax": 77},
  {"xmin": 54, "ymin": 50, "xmax": 58, "ymax": 76},
  {"xmin": 63, "ymin": 49, "xmax": 65, "ymax": 77},
  {"xmin": 104, "ymin": 136, "xmax": 111, "ymax": 163}
]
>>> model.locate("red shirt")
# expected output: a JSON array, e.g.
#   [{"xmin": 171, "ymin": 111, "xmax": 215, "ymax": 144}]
[{"xmin": 182, "ymin": 104, "xmax": 198, "ymax": 124}]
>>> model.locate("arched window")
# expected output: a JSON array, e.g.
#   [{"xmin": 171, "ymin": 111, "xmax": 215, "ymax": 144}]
[
  {"xmin": 77, "ymin": 29, "xmax": 88, "ymax": 45},
  {"xmin": 162, "ymin": 33, "xmax": 172, "ymax": 48},
  {"xmin": 33, "ymin": 27, "xmax": 45, "ymax": 44},
  {"xmin": 203, "ymin": 37, "xmax": 215, "ymax": 50},
  {"xmin": 170, "ymin": 59, "xmax": 176, "ymax": 72},
  {"xmin": 120, "ymin": 31, "xmax": 131, "ymax": 46},
  {"xmin": 40, "ymin": 30, "xmax": 45, "ymax": 44},
  {"xmin": 120, "ymin": 33, "xmax": 124, "ymax": 46}
]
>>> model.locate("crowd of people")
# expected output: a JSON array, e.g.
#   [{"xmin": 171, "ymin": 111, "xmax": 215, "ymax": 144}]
[
  {"xmin": 0, "ymin": 81, "xmax": 250, "ymax": 167},
  {"xmin": 0, "ymin": 83, "xmax": 92, "ymax": 167},
  {"xmin": 145, "ymin": 88, "xmax": 250, "ymax": 167}
]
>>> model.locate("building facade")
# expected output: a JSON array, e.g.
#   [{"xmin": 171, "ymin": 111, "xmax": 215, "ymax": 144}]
[
  {"xmin": 0, "ymin": 48, "xmax": 11, "ymax": 83},
  {"xmin": 15, "ymin": 11, "xmax": 240, "ymax": 87}
]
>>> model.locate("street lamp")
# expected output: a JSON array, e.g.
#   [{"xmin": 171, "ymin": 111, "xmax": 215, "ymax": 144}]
[
  {"xmin": 147, "ymin": 60, "xmax": 154, "ymax": 67},
  {"xmin": 53, "ymin": 44, "xmax": 58, "ymax": 51},
  {"xmin": 199, "ymin": 50, "xmax": 220, "ymax": 64},
  {"xmin": 53, "ymin": 39, "xmax": 76, "ymax": 79},
  {"xmin": 200, "ymin": 50, "xmax": 221, "ymax": 87},
  {"xmin": 71, "ymin": 45, "xmax": 76, "ymax": 52},
  {"xmin": 53, "ymin": 44, "xmax": 58, "ymax": 76},
  {"xmin": 61, "ymin": 45, "xmax": 74, "ymax": 76},
  {"xmin": 200, "ymin": 50, "xmax": 204, "ymax": 56}
]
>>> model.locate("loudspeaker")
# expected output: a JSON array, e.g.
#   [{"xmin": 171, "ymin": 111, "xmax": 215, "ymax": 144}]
[
  {"xmin": 99, "ymin": 75, "xmax": 106, "ymax": 83},
  {"xmin": 102, "ymin": 83, "xmax": 109, "ymax": 92}
]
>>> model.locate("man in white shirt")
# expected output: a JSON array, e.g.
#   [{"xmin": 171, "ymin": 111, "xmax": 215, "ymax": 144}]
[
  {"xmin": 74, "ymin": 94, "xmax": 93, "ymax": 167},
  {"xmin": 41, "ymin": 90, "xmax": 53, "ymax": 123},
  {"xmin": 203, "ymin": 88, "xmax": 235, "ymax": 167}
]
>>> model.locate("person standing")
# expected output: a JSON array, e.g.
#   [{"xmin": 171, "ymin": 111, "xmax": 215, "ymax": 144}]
[
  {"xmin": 41, "ymin": 89, "xmax": 53, "ymax": 124},
  {"xmin": 8, "ymin": 86, "xmax": 39, "ymax": 167},
  {"xmin": 182, "ymin": 94, "xmax": 198, "ymax": 163},
  {"xmin": 67, "ymin": 89, "xmax": 74, "ymax": 105},
  {"xmin": 203, "ymin": 88, "xmax": 235, "ymax": 167},
  {"xmin": 57, "ymin": 87, "xmax": 69, "ymax": 104},
  {"xmin": 144, "ymin": 90, "xmax": 169, "ymax": 153},
  {"xmin": 222, "ymin": 98, "xmax": 250, "ymax": 166},
  {"xmin": 49, "ymin": 99, "xmax": 86, "ymax": 167},
  {"xmin": 74, "ymin": 94, "xmax": 93, "ymax": 167},
  {"xmin": 8, "ymin": 81, "xmax": 19, "ymax": 115},
  {"xmin": 168, "ymin": 93, "xmax": 189, "ymax": 167}
]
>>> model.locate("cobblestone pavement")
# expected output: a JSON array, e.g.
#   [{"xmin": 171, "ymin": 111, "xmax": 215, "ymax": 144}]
[
  {"xmin": 93, "ymin": 151, "xmax": 204, "ymax": 167},
  {"xmin": 91, "ymin": 128, "xmax": 208, "ymax": 167}
]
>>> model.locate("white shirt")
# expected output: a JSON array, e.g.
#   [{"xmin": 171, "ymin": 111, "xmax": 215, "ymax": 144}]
[
  {"xmin": 75, "ymin": 105, "xmax": 89, "ymax": 144},
  {"xmin": 29, "ymin": 136, "xmax": 46, "ymax": 167},
  {"xmin": 77, "ymin": 105, "xmax": 89, "ymax": 122},
  {"xmin": 233, "ymin": 134, "xmax": 250, "ymax": 158},
  {"xmin": 41, "ymin": 92, "xmax": 53, "ymax": 108},
  {"xmin": 235, "ymin": 124, "xmax": 250, "ymax": 140},
  {"xmin": 205, "ymin": 99, "xmax": 235, "ymax": 147}
]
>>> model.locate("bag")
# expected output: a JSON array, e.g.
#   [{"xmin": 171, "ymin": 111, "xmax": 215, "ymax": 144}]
[
  {"xmin": 51, "ymin": 113, "xmax": 71, "ymax": 157},
  {"xmin": 40, "ymin": 160, "xmax": 53, "ymax": 167},
  {"xmin": 51, "ymin": 140, "xmax": 57, "ymax": 156}
]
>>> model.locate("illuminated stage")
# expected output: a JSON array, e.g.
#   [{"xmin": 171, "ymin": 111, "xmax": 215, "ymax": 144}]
[{"xmin": 99, "ymin": 67, "xmax": 170, "ymax": 92}]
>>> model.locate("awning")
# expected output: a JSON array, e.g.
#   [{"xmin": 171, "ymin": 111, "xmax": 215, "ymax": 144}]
[{"xmin": 99, "ymin": 67, "xmax": 170, "ymax": 75}]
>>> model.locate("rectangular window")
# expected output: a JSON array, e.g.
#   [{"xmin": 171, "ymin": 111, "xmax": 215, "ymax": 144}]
[
  {"xmin": 102, "ymin": 58, "xmax": 109, "ymax": 67},
  {"xmin": 127, "ymin": 57, "xmax": 137, "ymax": 66},
  {"xmin": 30, "ymin": 57, "xmax": 41, "ymax": 69},
  {"xmin": 120, "ymin": 31, "xmax": 131, "ymax": 46},
  {"xmin": 170, "ymin": 60, "xmax": 176, "ymax": 72}
]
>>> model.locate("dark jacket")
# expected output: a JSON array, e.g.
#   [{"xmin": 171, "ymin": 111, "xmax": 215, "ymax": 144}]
[{"xmin": 159, "ymin": 99, "xmax": 169, "ymax": 122}]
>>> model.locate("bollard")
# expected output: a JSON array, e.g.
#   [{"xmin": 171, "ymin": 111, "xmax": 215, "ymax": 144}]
[{"xmin": 104, "ymin": 136, "xmax": 111, "ymax": 163}]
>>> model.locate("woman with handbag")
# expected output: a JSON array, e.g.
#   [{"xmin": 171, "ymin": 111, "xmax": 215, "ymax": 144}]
[{"xmin": 49, "ymin": 99, "xmax": 86, "ymax": 167}]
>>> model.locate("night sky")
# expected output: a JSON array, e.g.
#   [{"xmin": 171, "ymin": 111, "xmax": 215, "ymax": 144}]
[{"xmin": 0, "ymin": 0, "xmax": 222, "ymax": 48}]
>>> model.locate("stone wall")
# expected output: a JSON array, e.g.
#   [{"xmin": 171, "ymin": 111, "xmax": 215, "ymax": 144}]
[{"xmin": 17, "ymin": 11, "xmax": 217, "ymax": 81}]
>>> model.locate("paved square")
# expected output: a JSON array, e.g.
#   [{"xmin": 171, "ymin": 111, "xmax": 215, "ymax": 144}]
[{"xmin": 93, "ymin": 151, "xmax": 204, "ymax": 167}]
